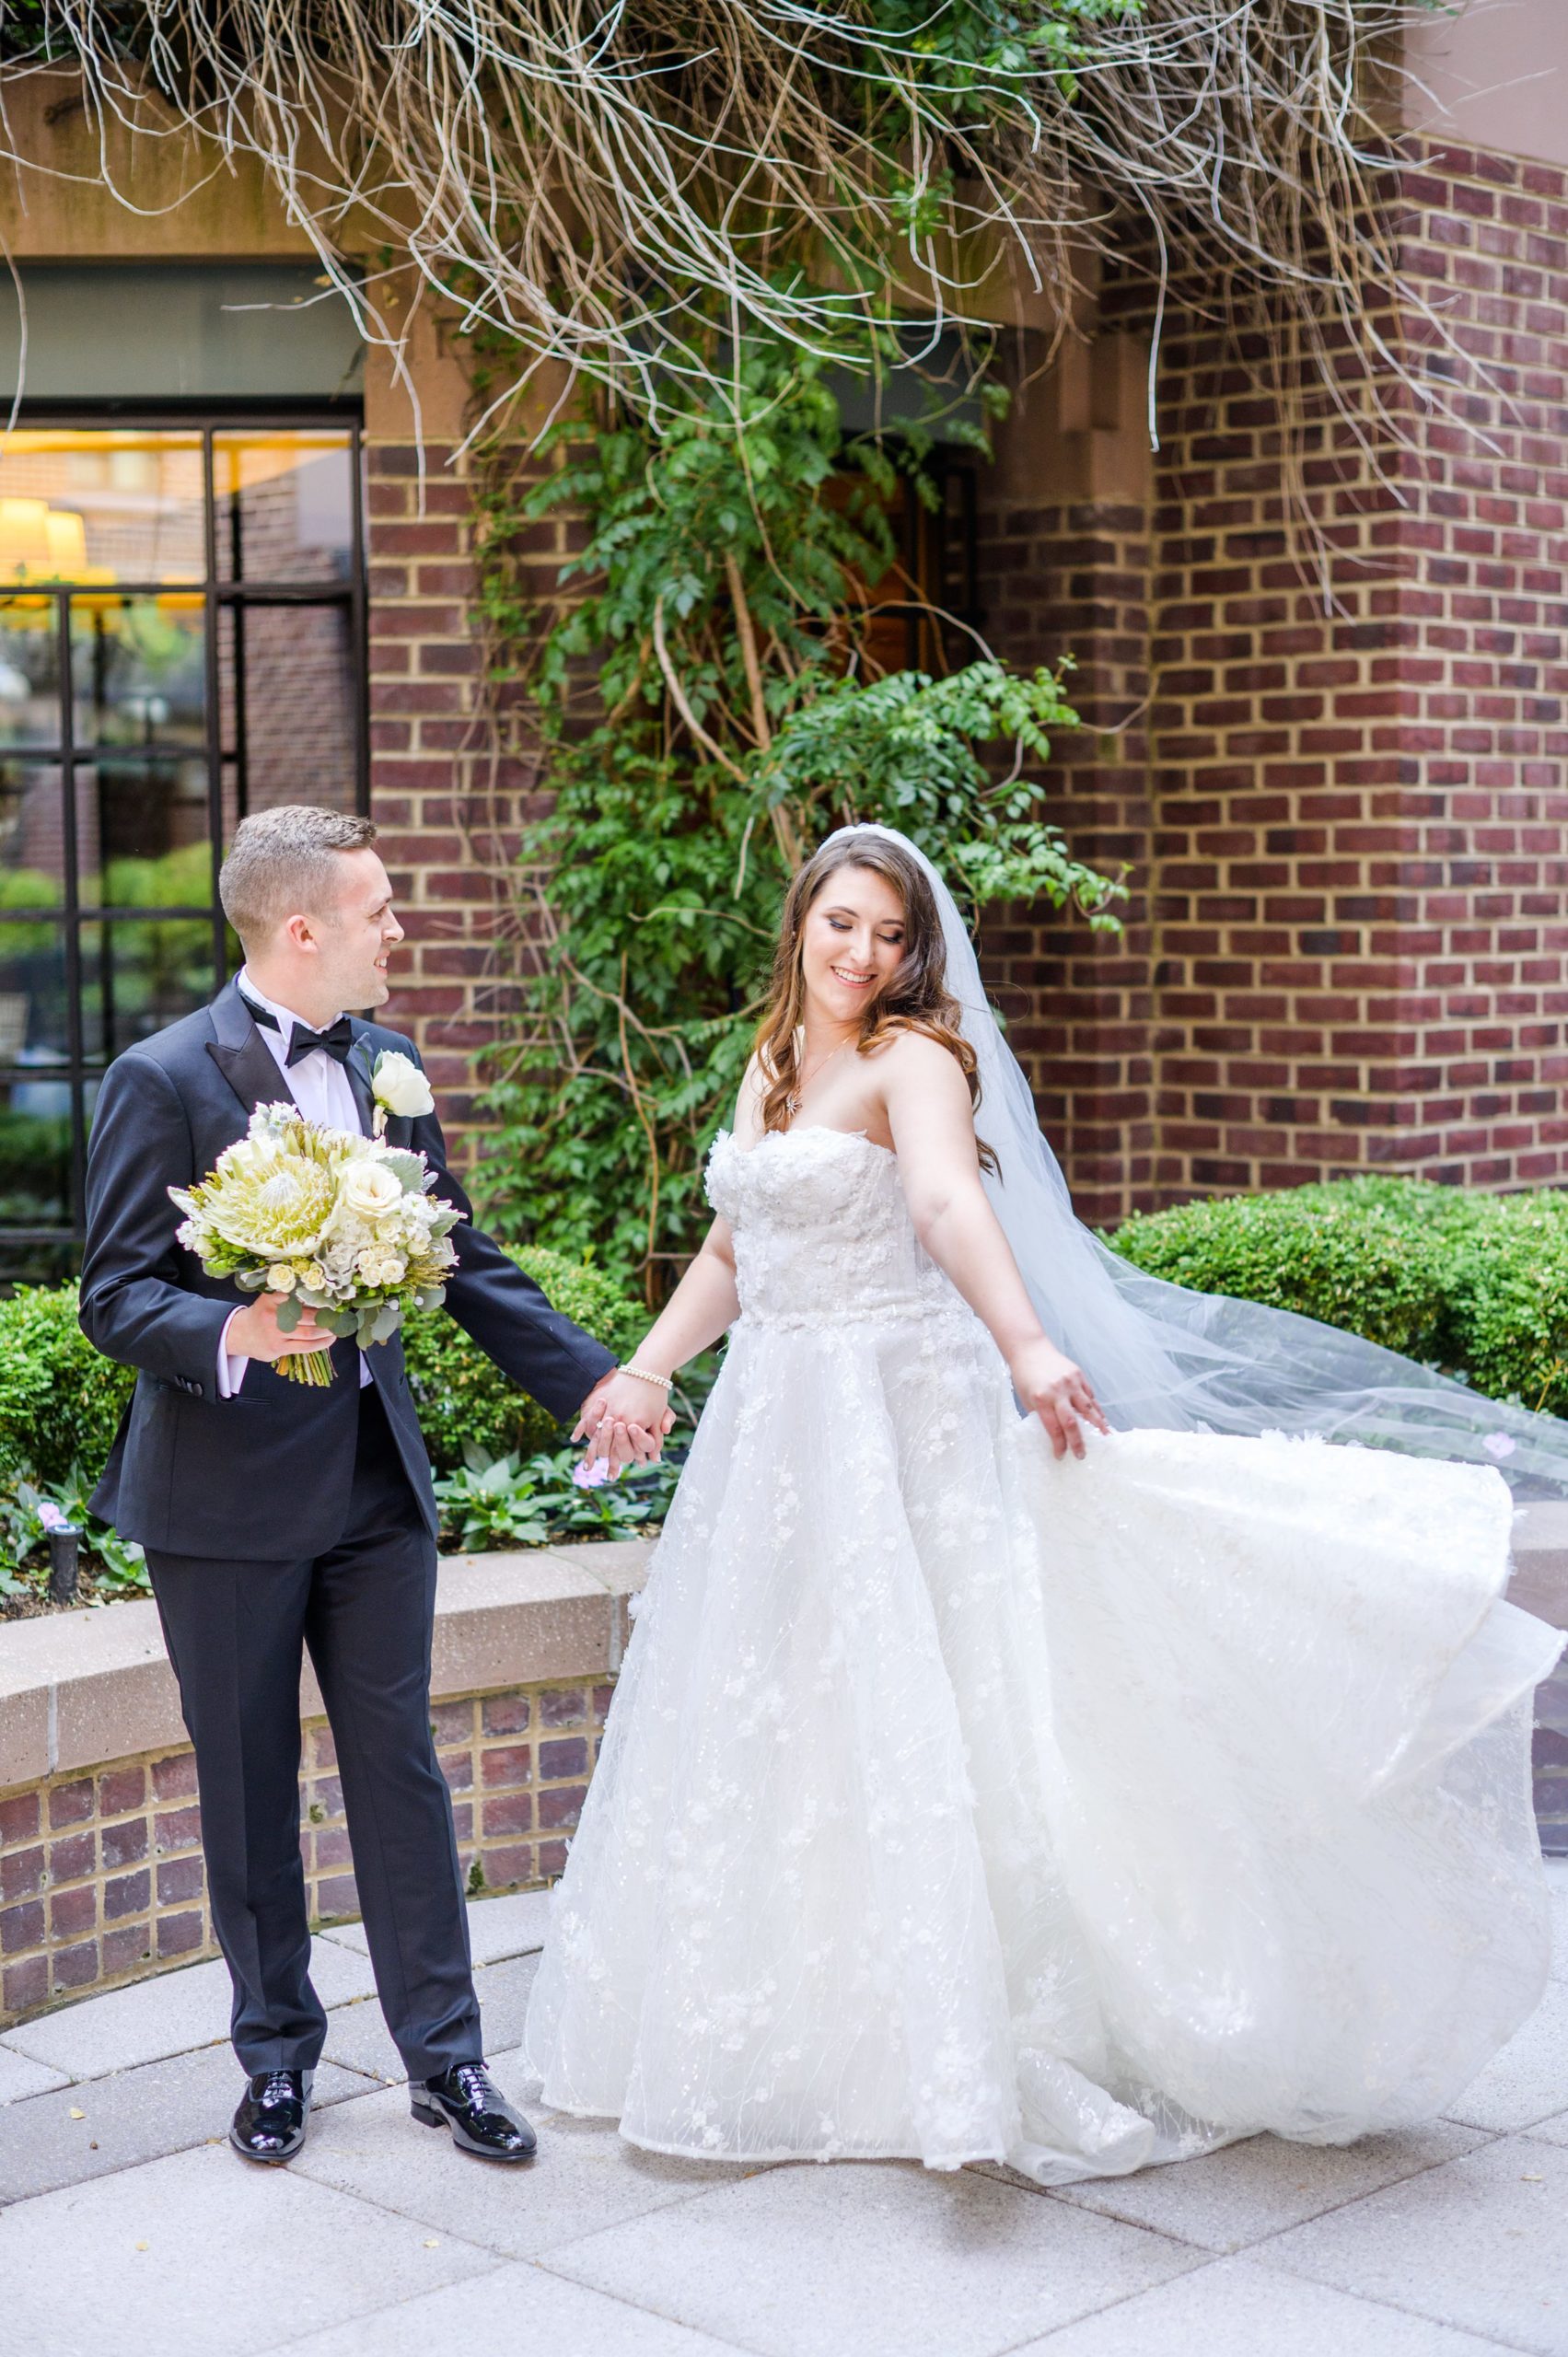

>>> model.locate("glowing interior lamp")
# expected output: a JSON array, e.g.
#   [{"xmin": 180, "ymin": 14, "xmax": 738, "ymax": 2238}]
[
  {"xmin": 0, "ymin": 497, "xmax": 114, "ymax": 590},
  {"xmin": 0, "ymin": 497, "xmax": 57, "ymax": 576}
]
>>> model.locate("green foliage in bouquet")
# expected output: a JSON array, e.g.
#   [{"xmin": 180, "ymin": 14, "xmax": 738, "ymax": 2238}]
[{"xmin": 171, "ymin": 1104, "xmax": 462, "ymax": 1384}]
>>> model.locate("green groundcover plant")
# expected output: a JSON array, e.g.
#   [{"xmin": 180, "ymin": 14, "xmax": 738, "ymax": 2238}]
[{"xmin": 0, "ymin": 1246, "xmax": 645, "ymax": 1605}]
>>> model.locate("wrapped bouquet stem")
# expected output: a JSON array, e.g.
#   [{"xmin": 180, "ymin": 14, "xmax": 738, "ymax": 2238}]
[{"xmin": 170, "ymin": 1101, "xmax": 460, "ymax": 1386}]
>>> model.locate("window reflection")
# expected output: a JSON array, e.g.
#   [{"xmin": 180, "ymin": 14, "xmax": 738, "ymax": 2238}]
[
  {"xmin": 0, "ymin": 1103, "xmax": 71, "ymax": 1226},
  {"xmin": 0, "ymin": 760, "xmax": 66, "ymax": 906},
  {"xmin": 215, "ymin": 431, "xmax": 354, "ymax": 584},
  {"xmin": 0, "ymin": 917, "xmax": 67, "ymax": 1061},
  {"xmin": 72, "ymin": 599, "xmax": 206, "ymax": 749},
  {"xmin": 80, "ymin": 915, "xmax": 215, "ymax": 1061},
  {"xmin": 0, "ymin": 420, "xmax": 364, "ymax": 1259},
  {"xmin": 219, "ymin": 602, "xmax": 356, "ymax": 819},
  {"xmin": 0, "ymin": 430, "xmax": 203, "ymax": 586},
  {"xmin": 0, "ymin": 603, "xmax": 63, "ymax": 747}
]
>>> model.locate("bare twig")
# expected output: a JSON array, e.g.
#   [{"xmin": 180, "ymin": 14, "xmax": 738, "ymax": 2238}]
[{"xmin": 3, "ymin": 4, "xmax": 1461, "ymax": 478}]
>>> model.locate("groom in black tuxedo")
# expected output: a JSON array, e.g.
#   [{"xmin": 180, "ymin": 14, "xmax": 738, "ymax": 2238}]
[{"xmin": 79, "ymin": 805, "xmax": 659, "ymax": 2166}]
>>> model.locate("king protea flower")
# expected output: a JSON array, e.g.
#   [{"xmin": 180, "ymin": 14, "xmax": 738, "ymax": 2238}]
[{"xmin": 170, "ymin": 1104, "xmax": 460, "ymax": 1387}]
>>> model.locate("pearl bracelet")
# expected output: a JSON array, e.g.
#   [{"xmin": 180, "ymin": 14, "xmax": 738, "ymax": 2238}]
[{"xmin": 619, "ymin": 1363, "xmax": 673, "ymax": 1392}]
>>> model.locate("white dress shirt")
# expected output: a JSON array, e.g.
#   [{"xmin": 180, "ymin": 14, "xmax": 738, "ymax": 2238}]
[{"xmin": 216, "ymin": 968, "xmax": 371, "ymax": 1396}]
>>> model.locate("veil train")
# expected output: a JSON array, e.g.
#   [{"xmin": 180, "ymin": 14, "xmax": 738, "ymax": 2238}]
[{"xmin": 826, "ymin": 823, "xmax": 1568, "ymax": 1501}]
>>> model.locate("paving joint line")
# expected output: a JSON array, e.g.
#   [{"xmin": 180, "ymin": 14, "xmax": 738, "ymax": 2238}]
[
  {"xmin": 528, "ymin": 2245, "xmax": 786, "ymax": 2357},
  {"xmin": 989, "ymin": 2247, "xmax": 1225, "ymax": 2354},
  {"xmin": 521, "ymin": 2254, "xmax": 769, "ymax": 2357},
  {"xmin": 1247, "ymin": 2246, "xmax": 1553, "ymax": 2357},
  {"xmin": 250, "ymin": 2248, "xmax": 517, "ymax": 2357}
]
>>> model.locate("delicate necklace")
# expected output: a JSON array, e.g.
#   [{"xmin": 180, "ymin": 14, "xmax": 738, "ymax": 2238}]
[{"xmin": 785, "ymin": 1032, "xmax": 852, "ymax": 1120}]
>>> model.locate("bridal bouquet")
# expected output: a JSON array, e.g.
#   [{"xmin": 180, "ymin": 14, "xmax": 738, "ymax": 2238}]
[{"xmin": 169, "ymin": 1099, "xmax": 460, "ymax": 1387}]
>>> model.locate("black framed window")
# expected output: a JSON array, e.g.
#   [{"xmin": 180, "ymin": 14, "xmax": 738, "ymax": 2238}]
[{"xmin": 0, "ymin": 418, "xmax": 368, "ymax": 1282}]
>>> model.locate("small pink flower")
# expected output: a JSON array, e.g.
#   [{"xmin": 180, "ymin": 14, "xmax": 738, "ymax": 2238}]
[
  {"xmin": 572, "ymin": 1457, "xmax": 614, "ymax": 1490},
  {"xmin": 1482, "ymin": 1432, "xmax": 1517, "ymax": 1460},
  {"xmin": 36, "ymin": 1502, "xmax": 69, "ymax": 1531}
]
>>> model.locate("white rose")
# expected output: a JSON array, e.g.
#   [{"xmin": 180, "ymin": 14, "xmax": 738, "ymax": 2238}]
[
  {"xmin": 266, "ymin": 1263, "xmax": 296, "ymax": 1294},
  {"xmin": 339, "ymin": 1160, "xmax": 405, "ymax": 1221},
  {"xmin": 302, "ymin": 1262, "xmax": 328, "ymax": 1292},
  {"xmin": 372, "ymin": 1051, "xmax": 436, "ymax": 1120},
  {"xmin": 378, "ymin": 1256, "xmax": 406, "ymax": 1285}
]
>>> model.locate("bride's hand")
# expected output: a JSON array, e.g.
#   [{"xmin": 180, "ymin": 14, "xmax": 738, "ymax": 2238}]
[
  {"xmin": 573, "ymin": 1373, "xmax": 675, "ymax": 1470},
  {"xmin": 1009, "ymin": 1339, "xmax": 1108, "ymax": 1461}
]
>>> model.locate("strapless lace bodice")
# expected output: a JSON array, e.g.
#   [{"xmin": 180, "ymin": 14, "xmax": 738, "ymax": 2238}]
[{"xmin": 705, "ymin": 1125, "xmax": 976, "ymax": 1331}]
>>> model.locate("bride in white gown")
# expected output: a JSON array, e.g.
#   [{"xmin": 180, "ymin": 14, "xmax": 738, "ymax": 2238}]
[{"xmin": 522, "ymin": 823, "xmax": 1566, "ymax": 2187}]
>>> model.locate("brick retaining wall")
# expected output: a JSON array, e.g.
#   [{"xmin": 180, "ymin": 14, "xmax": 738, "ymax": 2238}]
[
  {"xmin": 3, "ymin": 1504, "xmax": 1565, "ymax": 2033},
  {"xmin": 0, "ymin": 1671, "xmax": 612, "ymax": 2026}
]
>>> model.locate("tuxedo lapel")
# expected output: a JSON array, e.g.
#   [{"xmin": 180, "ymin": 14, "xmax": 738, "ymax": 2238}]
[
  {"xmin": 205, "ymin": 979, "xmax": 299, "ymax": 1122},
  {"xmin": 345, "ymin": 1028, "xmax": 377, "ymax": 1138}
]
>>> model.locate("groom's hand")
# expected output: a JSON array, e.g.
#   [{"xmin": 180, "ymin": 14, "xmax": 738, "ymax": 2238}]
[
  {"xmin": 573, "ymin": 1375, "xmax": 675, "ymax": 1472},
  {"xmin": 227, "ymin": 1292, "xmax": 331, "ymax": 1364}
]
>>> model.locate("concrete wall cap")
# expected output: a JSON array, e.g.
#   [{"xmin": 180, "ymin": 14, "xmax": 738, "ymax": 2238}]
[{"xmin": 0, "ymin": 1538, "xmax": 655, "ymax": 1793}]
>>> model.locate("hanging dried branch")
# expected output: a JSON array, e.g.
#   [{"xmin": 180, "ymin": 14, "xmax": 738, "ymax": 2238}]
[{"xmin": 0, "ymin": 1, "xmax": 1460, "ymax": 454}]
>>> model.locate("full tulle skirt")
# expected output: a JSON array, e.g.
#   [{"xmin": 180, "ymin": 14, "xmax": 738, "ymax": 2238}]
[{"xmin": 522, "ymin": 1308, "xmax": 1563, "ymax": 2185}]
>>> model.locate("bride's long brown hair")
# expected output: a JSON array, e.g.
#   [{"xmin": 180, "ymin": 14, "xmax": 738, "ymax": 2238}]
[{"xmin": 753, "ymin": 834, "xmax": 995, "ymax": 1170}]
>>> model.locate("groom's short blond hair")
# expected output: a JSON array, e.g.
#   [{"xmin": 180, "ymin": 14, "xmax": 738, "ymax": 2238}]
[{"xmin": 219, "ymin": 806, "xmax": 378, "ymax": 947}]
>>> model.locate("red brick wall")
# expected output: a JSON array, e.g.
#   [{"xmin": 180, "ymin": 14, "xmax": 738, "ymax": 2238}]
[
  {"xmin": 976, "ymin": 503, "xmax": 1156, "ymax": 1229},
  {"xmin": 364, "ymin": 430, "xmax": 568, "ymax": 1154},
  {"xmin": 366, "ymin": 437, "xmax": 501, "ymax": 1143},
  {"xmin": 975, "ymin": 138, "xmax": 1568, "ymax": 1221},
  {"xmin": 368, "ymin": 142, "xmax": 1568, "ymax": 1212},
  {"xmin": 0, "ymin": 1673, "xmax": 610, "ymax": 2025}
]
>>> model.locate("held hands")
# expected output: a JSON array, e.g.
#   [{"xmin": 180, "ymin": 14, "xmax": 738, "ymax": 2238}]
[
  {"xmin": 572, "ymin": 1372, "xmax": 676, "ymax": 1476},
  {"xmin": 1009, "ymin": 1337, "xmax": 1109, "ymax": 1461},
  {"xmin": 228, "ymin": 1291, "xmax": 334, "ymax": 1365}
]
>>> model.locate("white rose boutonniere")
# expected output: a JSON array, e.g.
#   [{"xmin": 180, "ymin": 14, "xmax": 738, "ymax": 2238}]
[{"xmin": 371, "ymin": 1049, "xmax": 436, "ymax": 1136}]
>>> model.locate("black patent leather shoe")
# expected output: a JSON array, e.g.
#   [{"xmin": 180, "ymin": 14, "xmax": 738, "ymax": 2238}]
[
  {"xmin": 412, "ymin": 2061, "xmax": 536, "ymax": 2162},
  {"xmin": 229, "ymin": 2067, "xmax": 314, "ymax": 2164}
]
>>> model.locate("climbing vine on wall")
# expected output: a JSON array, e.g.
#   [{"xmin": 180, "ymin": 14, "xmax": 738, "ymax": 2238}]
[{"xmin": 465, "ymin": 327, "xmax": 1124, "ymax": 1293}]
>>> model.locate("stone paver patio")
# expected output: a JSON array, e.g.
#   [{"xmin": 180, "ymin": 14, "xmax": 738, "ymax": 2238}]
[{"xmin": 2, "ymin": 1867, "xmax": 1566, "ymax": 2357}]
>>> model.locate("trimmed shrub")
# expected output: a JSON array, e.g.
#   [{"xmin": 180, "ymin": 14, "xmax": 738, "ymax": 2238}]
[
  {"xmin": 0, "ymin": 1283, "xmax": 134, "ymax": 1486},
  {"xmin": 0, "ymin": 1248, "xmax": 643, "ymax": 1491},
  {"xmin": 402, "ymin": 1244, "xmax": 645, "ymax": 1472},
  {"xmin": 1104, "ymin": 1177, "xmax": 1568, "ymax": 1412},
  {"xmin": 1438, "ymin": 1191, "xmax": 1568, "ymax": 1416},
  {"xmin": 1104, "ymin": 1181, "xmax": 1457, "ymax": 1362}
]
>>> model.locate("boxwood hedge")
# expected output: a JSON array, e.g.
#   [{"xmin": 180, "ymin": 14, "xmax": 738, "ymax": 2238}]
[
  {"xmin": 1105, "ymin": 1176, "xmax": 1568, "ymax": 1416},
  {"xmin": 0, "ymin": 1246, "xmax": 645, "ymax": 1490}
]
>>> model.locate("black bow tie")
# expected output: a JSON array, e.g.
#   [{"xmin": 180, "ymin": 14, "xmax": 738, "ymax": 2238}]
[{"xmin": 242, "ymin": 995, "xmax": 354, "ymax": 1068}]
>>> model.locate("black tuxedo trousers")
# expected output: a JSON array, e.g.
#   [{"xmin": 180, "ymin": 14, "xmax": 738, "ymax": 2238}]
[{"xmin": 147, "ymin": 1384, "xmax": 479, "ymax": 2079}]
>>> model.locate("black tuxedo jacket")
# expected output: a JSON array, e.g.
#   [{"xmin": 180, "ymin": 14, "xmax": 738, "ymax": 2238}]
[{"xmin": 78, "ymin": 979, "xmax": 617, "ymax": 1560}]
